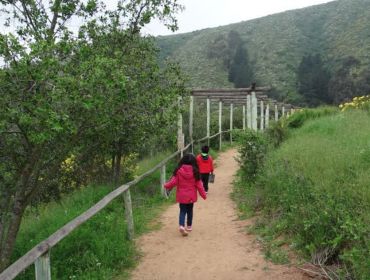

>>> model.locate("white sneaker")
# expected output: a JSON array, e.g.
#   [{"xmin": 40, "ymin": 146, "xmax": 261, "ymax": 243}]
[{"xmin": 179, "ymin": 226, "xmax": 188, "ymax": 236}]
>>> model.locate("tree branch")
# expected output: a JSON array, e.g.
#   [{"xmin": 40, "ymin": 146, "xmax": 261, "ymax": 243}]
[{"xmin": 49, "ymin": 0, "xmax": 62, "ymax": 39}]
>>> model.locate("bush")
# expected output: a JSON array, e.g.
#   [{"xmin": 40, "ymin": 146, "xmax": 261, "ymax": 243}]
[
  {"xmin": 234, "ymin": 130, "xmax": 268, "ymax": 182},
  {"xmin": 286, "ymin": 106, "xmax": 339, "ymax": 129}
]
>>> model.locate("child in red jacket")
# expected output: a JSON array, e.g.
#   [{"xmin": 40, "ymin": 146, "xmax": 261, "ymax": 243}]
[
  {"xmin": 164, "ymin": 153, "xmax": 207, "ymax": 236},
  {"xmin": 196, "ymin": 145, "xmax": 214, "ymax": 194}
]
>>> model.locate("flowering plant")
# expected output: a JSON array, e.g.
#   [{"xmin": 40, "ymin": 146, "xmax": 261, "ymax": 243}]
[{"xmin": 339, "ymin": 95, "xmax": 370, "ymax": 112}]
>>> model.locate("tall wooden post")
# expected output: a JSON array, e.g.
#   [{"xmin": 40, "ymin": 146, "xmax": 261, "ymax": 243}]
[
  {"xmin": 207, "ymin": 97, "xmax": 210, "ymax": 146},
  {"xmin": 123, "ymin": 189, "xmax": 134, "ymax": 240},
  {"xmin": 265, "ymin": 103, "xmax": 270, "ymax": 128},
  {"xmin": 242, "ymin": 105, "xmax": 246, "ymax": 130},
  {"xmin": 282, "ymin": 106, "xmax": 285, "ymax": 117},
  {"xmin": 247, "ymin": 95, "xmax": 252, "ymax": 129},
  {"xmin": 260, "ymin": 100, "xmax": 264, "ymax": 131},
  {"xmin": 177, "ymin": 105, "xmax": 184, "ymax": 158},
  {"xmin": 275, "ymin": 104, "xmax": 278, "ymax": 121},
  {"xmin": 219, "ymin": 101, "xmax": 222, "ymax": 151},
  {"xmin": 160, "ymin": 165, "xmax": 166, "ymax": 198},
  {"xmin": 251, "ymin": 92, "xmax": 257, "ymax": 130},
  {"xmin": 230, "ymin": 103, "xmax": 233, "ymax": 145},
  {"xmin": 35, "ymin": 251, "xmax": 51, "ymax": 280},
  {"xmin": 189, "ymin": 96, "xmax": 194, "ymax": 153}
]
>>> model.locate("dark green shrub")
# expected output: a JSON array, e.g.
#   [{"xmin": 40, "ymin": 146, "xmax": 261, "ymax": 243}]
[{"xmin": 234, "ymin": 130, "xmax": 268, "ymax": 182}]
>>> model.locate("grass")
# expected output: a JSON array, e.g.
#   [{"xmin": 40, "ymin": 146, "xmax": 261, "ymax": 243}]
[
  {"xmin": 12, "ymin": 150, "xmax": 179, "ymax": 280},
  {"xmin": 233, "ymin": 109, "xmax": 370, "ymax": 279}
]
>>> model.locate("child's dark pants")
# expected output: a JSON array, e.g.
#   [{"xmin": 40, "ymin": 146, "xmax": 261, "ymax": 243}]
[
  {"xmin": 201, "ymin": 173, "xmax": 210, "ymax": 192},
  {"xmin": 179, "ymin": 203, "xmax": 194, "ymax": 227}
]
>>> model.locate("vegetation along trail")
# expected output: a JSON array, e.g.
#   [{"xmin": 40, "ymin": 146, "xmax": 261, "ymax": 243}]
[{"xmin": 128, "ymin": 148, "xmax": 311, "ymax": 280}]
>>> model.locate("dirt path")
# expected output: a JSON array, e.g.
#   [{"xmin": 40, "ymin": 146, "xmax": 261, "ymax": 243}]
[{"xmin": 130, "ymin": 148, "xmax": 312, "ymax": 280}]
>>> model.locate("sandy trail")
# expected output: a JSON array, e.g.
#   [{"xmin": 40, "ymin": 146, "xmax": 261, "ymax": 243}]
[{"xmin": 130, "ymin": 148, "xmax": 313, "ymax": 280}]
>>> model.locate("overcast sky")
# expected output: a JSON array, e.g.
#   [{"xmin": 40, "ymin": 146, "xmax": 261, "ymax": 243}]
[
  {"xmin": 0, "ymin": 0, "xmax": 336, "ymax": 36},
  {"xmin": 142, "ymin": 0, "xmax": 336, "ymax": 36}
]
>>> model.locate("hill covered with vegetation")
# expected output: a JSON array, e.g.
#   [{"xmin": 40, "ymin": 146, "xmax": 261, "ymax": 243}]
[{"xmin": 156, "ymin": 0, "xmax": 370, "ymax": 107}]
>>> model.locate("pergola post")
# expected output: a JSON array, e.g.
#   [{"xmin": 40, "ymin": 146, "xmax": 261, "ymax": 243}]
[
  {"xmin": 177, "ymin": 109, "xmax": 184, "ymax": 158},
  {"xmin": 275, "ymin": 104, "xmax": 278, "ymax": 121},
  {"xmin": 189, "ymin": 96, "xmax": 194, "ymax": 153},
  {"xmin": 260, "ymin": 100, "xmax": 264, "ymax": 131},
  {"xmin": 219, "ymin": 101, "xmax": 222, "ymax": 151},
  {"xmin": 230, "ymin": 103, "xmax": 233, "ymax": 145},
  {"xmin": 242, "ymin": 105, "xmax": 246, "ymax": 130},
  {"xmin": 251, "ymin": 92, "xmax": 257, "ymax": 130},
  {"xmin": 282, "ymin": 106, "xmax": 285, "ymax": 116},
  {"xmin": 265, "ymin": 103, "xmax": 270, "ymax": 128},
  {"xmin": 207, "ymin": 97, "xmax": 210, "ymax": 146},
  {"xmin": 247, "ymin": 95, "xmax": 252, "ymax": 129}
]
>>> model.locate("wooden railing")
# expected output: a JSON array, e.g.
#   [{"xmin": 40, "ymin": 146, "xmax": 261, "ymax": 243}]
[{"xmin": 0, "ymin": 131, "xmax": 231, "ymax": 280}]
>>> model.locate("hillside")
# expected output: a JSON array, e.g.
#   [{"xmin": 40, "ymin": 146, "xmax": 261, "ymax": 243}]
[{"xmin": 155, "ymin": 0, "xmax": 370, "ymax": 106}]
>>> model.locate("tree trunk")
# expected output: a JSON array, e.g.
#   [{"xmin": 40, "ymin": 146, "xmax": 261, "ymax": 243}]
[
  {"xmin": 114, "ymin": 151, "xmax": 122, "ymax": 186},
  {"xmin": 110, "ymin": 154, "xmax": 116, "ymax": 184},
  {"xmin": 0, "ymin": 191, "xmax": 11, "ymax": 249},
  {"xmin": 0, "ymin": 193, "xmax": 27, "ymax": 273}
]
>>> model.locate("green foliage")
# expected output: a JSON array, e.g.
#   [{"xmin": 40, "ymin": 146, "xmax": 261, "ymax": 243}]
[
  {"xmin": 234, "ymin": 130, "xmax": 268, "ymax": 182},
  {"xmin": 297, "ymin": 54, "xmax": 332, "ymax": 107},
  {"xmin": 286, "ymin": 106, "xmax": 340, "ymax": 129},
  {"xmin": 236, "ymin": 110, "xmax": 370, "ymax": 279},
  {"xmin": 263, "ymin": 120, "xmax": 289, "ymax": 148},
  {"xmin": 0, "ymin": 0, "xmax": 186, "ymax": 271}
]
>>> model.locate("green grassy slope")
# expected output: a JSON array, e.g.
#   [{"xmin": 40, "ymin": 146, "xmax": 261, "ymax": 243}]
[{"xmin": 156, "ymin": 0, "xmax": 370, "ymax": 101}]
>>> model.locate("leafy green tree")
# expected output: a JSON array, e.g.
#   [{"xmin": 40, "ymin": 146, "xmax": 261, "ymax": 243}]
[
  {"xmin": 328, "ymin": 56, "xmax": 370, "ymax": 104},
  {"xmin": 228, "ymin": 31, "xmax": 252, "ymax": 88},
  {"xmin": 297, "ymin": 54, "xmax": 332, "ymax": 107},
  {"xmin": 0, "ymin": 0, "xmax": 186, "ymax": 272}
]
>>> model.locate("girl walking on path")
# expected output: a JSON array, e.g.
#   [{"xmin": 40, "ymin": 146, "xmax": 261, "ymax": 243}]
[
  {"xmin": 164, "ymin": 153, "xmax": 207, "ymax": 236},
  {"xmin": 196, "ymin": 145, "xmax": 214, "ymax": 194}
]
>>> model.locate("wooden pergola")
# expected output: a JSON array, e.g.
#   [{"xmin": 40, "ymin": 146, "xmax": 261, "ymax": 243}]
[{"xmin": 182, "ymin": 84, "xmax": 300, "ymax": 150}]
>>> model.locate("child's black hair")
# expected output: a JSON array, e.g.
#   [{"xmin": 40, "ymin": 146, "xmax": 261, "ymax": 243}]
[
  {"xmin": 201, "ymin": 145, "xmax": 209, "ymax": 154},
  {"xmin": 173, "ymin": 153, "xmax": 201, "ymax": 181}
]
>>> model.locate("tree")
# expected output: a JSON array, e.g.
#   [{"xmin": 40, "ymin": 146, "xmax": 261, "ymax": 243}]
[
  {"xmin": 297, "ymin": 54, "xmax": 332, "ymax": 107},
  {"xmin": 328, "ymin": 56, "xmax": 369, "ymax": 104},
  {"xmin": 227, "ymin": 31, "xmax": 252, "ymax": 88},
  {"xmin": 0, "ymin": 0, "xmax": 186, "ymax": 272}
]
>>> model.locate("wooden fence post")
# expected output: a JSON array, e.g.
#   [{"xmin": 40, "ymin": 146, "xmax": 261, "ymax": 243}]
[
  {"xmin": 207, "ymin": 97, "xmax": 210, "ymax": 146},
  {"xmin": 189, "ymin": 96, "xmax": 194, "ymax": 153},
  {"xmin": 265, "ymin": 103, "xmax": 270, "ymax": 128},
  {"xmin": 275, "ymin": 104, "xmax": 278, "ymax": 121},
  {"xmin": 247, "ymin": 95, "xmax": 252, "ymax": 129},
  {"xmin": 230, "ymin": 103, "xmax": 233, "ymax": 145},
  {"xmin": 260, "ymin": 100, "xmax": 264, "ymax": 131},
  {"xmin": 251, "ymin": 92, "xmax": 257, "ymax": 130},
  {"xmin": 35, "ymin": 251, "xmax": 51, "ymax": 280},
  {"xmin": 242, "ymin": 105, "xmax": 246, "ymax": 130},
  {"xmin": 219, "ymin": 101, "xmax": 222, "ymax": 150},
  {"xmin": 123, "ymin": 189, "xmax": 134, "ymax": 241},
  {"xmin": 160, "ymin": 165, "xmax": 166, "ymax": 198}
]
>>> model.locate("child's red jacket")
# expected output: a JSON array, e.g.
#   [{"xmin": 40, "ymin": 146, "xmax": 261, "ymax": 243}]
[
  {"xmin": 196, "ymin": 154, "xmax": 214, "ymax": 174},
  {"xmin": 164, "ymin": 165, "xmax": 207, "ymax": 204}
]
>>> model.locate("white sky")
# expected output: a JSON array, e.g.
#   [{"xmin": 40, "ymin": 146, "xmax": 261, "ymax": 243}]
[
  {"xmin": 0, "ymin": 0, "xmax": 336, "ymax": 36},
  {"xmin": 141, "ymin": 0, "xmax": 336, "ymax": 36}
]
